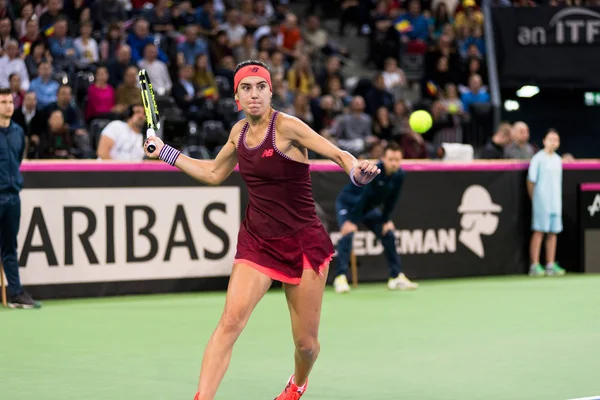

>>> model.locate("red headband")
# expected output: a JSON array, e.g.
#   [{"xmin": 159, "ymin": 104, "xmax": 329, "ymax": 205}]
[{"xmin": 233, "ymin": 65, "xmax": 272, "ymax": 111}]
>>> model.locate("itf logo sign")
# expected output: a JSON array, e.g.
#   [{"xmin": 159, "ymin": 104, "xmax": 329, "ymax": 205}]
[{"xmin": 457, "ymin": 185, "xmax": 503, "ymax": 258}]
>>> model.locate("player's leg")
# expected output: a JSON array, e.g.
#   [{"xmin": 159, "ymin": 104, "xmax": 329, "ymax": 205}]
[
  {"xmin": 529, "ymin": 212, "xmax": 547, "ymax": 276},
  {"xmin": 275, "ymin": 265, "xmax": 329, "ymax": 399},
  {"xmin": 545, "ymin": 215, "xmax": 565, "ymax": 276},
  {"xmin": 362, "ymin": 209, "xmax": 417, "ymax": 290},
  {"xmin": 333, "ymin": 198, "xmax": 353, "ymax": 293},
  {"xmin": 196, "ymin": 263, "xmax": 272, "ymax": 400},
  {"xmin": 0, "ymin": 194, "xmax": 38, "ymax": 308}
]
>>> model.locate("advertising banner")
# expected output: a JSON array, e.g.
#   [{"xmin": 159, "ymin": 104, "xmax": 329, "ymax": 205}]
[
  {"xmin": 579, "ymin": 183, "xmax": 600, "ymax": 273},
  {"xmin": 492, "ymin": 7, "xmax": 600, "ymax": 88}
]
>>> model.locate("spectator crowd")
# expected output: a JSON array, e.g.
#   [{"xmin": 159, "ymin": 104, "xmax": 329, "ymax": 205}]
[{"xmin": 0, "ymin": 0, "xmax": 549, "ymax": 162}]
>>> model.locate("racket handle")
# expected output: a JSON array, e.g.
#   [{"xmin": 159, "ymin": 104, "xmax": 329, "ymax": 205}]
[{"xmin": 146, "ymin": 128, "xmax": 156, "ymax": 153}]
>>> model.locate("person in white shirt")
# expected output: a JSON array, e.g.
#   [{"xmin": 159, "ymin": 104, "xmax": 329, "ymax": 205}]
[
  {"xmin": 0, "ymin": 40, "xmax": 30, "ymax": 90},
  {"xmin": 96, "ymin": 104, "xmax": 147, "ymax": 161},
  {"xmin": 138, "ymin": 43, "xmax": 172, "ymax": 95},
  {"xmin": 74, "ymin": 21, "xmax": 99, "ymax": 67}
]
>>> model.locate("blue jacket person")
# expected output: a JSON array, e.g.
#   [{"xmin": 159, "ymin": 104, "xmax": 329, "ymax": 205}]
[
  {"xmin": 0, "ymin": 88, "xmax": 41, "ymax": 308},
  {"xmin": 333, "ymin": 142, "xmax": 418, "ymax": 293}
]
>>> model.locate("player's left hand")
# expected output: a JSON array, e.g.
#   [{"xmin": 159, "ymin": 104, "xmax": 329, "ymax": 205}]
[
  {"xmin": 382, "ymin": 221, "xmax": 395, "ymax": 236},
  {"xmin": 353, "ymin": 160, "xmax": 381, "ymax": 185}
]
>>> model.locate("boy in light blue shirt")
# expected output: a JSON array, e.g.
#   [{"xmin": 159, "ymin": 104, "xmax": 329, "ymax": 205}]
[{"xmin": 527, "ymin": 129, "xmax": 566, "ymax": 276}]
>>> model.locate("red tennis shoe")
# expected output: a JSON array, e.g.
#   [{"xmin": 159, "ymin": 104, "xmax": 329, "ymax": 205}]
[{"xmin": 274, "ymin": 375, "xmax": 307, "ymax": 400}]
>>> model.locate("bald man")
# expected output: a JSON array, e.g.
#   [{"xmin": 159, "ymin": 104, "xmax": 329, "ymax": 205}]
[{"xmin": 505, "ymin": 121, "xmax": 535, "ymax": 160}]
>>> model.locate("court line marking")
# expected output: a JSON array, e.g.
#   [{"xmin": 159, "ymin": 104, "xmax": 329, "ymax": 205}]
[{"xmin": 566, "ymin": 396, "xmax": 600, "ymax": 400}]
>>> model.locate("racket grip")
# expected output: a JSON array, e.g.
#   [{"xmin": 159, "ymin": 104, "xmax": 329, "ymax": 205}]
[{"xmin": 146, "ymin": 128, "xmax": 156, "ymax": 153}]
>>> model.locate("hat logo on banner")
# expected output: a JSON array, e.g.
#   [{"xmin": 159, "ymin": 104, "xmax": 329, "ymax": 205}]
[
  {"xmin": 457, "ymin": 185, "xmax": 502, "ymax": 258},
  {"xmin": 518, "ymin": 7, "xmax": 600, "ymax": 46},
  {"xmin": 588, "ymin": 194, "xmax": 600, "ymax": 217}
]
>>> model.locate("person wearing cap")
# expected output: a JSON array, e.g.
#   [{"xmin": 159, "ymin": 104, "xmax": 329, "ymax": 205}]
[
  {"xmin": 333, "ymin": 141, "xmax": 419, "ymax": 293},
  {"xmin": 527, "ymin": 129, "xmax": 566, "ymax": 277}
]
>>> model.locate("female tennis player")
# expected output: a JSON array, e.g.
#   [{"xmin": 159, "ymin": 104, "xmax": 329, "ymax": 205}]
[{"xmin": 144, "ymin": 60, "xmax": 380, "ymax": 400}]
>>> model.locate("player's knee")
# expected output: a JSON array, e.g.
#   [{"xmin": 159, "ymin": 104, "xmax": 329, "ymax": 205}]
[
  {"xmin": 295, "ymin": 336, "xmax": 320, "ymax": 359},
  {"xmin": 218, "ymin": 308, "xmax": 250, "ymax": 335}
]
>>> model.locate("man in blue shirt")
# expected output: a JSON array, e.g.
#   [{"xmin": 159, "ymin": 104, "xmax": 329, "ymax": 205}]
[
  {"xmin": 333, "ymin": 142, "xmax": 418, "ymax": 293},
  {"xmin": 527, "ymin": 129, "xmax": 566, "ymax": 277},
  {"xmin": 0, "ymin": 88, "xmax": 41, "ymax": 308}
]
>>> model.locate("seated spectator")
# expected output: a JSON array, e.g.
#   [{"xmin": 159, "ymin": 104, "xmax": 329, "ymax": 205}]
[
  {"xmin": 287, "ymin": 54, "xmax": 315, "ymax": 96},
  {"xmin": 114, "ymin": 65, "xmax": 142, "ymax": 114},
  {"xmin": 39, "ymin": 109, "xmax": 75, "ymax": 159},
  {"xmin": 311, "ymin": 94, "xmax": 339, "ymax": 136},
  {"xmin": 220, "ymin": 9, "xmax": 246, "ymax": 50},
  {"xmin": 171, "ymin": 1, "xmax": 197, "ymax": 31},
  {"xmin": 29, "ymin": 61, "xmax": 59, "ymax": 108},
  {"xmin": 365, "ymin": 73, "xmax": 395, "ymax": 116},
  {"xmin": 454, "ymin": 0, "xmax": 484, "ymax": 31},
  {"xmin": 326, "ymin": 76, "xmax": 351, "ymax": 113},
  {"xmin": 138, "ymin": 43, "xmax": 172, "ymax": 95},
  {"xmin": 13, "ymin": 91, "xmax": 46, "ymax": 158},
  {"xmin": 373, "ymin": 106, "xmax": 394, "ymax": 142},
  {"xmin": 178, "ymin": 25, "xmax": 211, "ymax": 68},
  {"xmin": 329, "ymin": 96, "xmax": 374, "ymax": 157},
  {"xmin": 423, "ymin": 55, "xmax": 456, "ymax": 100},
  {"xmin": 424, "ymin": 100, "xmax": 463, "ymax": 146},
  {"xmin": 107, "ymin": 45, "xmax": 132, "ymax": 88},
  {"xmin": 461, "ymin": 56, "xmax": 487, "ymax": 87},
  {"xmin": 461, "ymin": 74, "xmax": 490, "ymax": 112},
  {"xmin": 15, "ymin": 3, "xmax": 34, "ymax": 39},
  {"xmin": 317, "ymin": 56, "xmax": 344, "ymax": 95},
  {"xmin": 479, "ymin": 122, "xmax": 512, "ymax": 159},
  {"xmin": 20, "ymin": 17, "xmax": 41, "ymax": 54},
  {"xmin": 194, "ymin": 53, "xmax": 218, "ymax": 97},
  {"xmin": 277, "ymin": 13, "xmax": 303, "ymax": 61},
  {"xmin": 381, "ymin": 57, "xmax": 407, "ymax": 95},
  {"xmin": 0, "ymin": 17, "xmax": 13, "ymax": 53},
  {"xmin": 173, "ymin": 63, "xmax": 211, "ymax": 120},
  {"xmin": 48, "ymin": 17, "xmax": 79, "ymax": 73},
  {"xmin": 302, "ymin": 15, "xmax": 328, "ymax": 56},
  {"xmin": 209, "ymin": 30, "xmax": 234, "ymax": 71},
  {"xmin": 146, "ymin": 0, "xmax": 174, "ymax": 34},
  {"xmin": 100, "ymin": 23, "xmax": 126, "ymax": 63},
  {"xmin": 92, "ymin": 0, "xmax": 126, "ymax": 32},
  {"xmin": 74, "ymin": 21, "xmax": 99, "ymax": 67},
  {"xmin": 96, "ymin": 104, "xmax": 147, "ymax": 161},
  {"xmin": 291, "ymin": 93, "xmax": 313, "ymax": 126},
  {"xmin": 505, "ymin": 121, "xmax": 535, "ymax": 160},
  {"xmin": 25, "ymin": 41, "xmax": 52, "ymax": 80},
  {"xmin": 441, "ymin": 83, "xmax": 465, "ymax": 115},
  {"xmin": 431, "ymin": 2, "xmax": 454, "ymax": 39},
  {"xmin": 0, "ymin": 40, "xmax": 30, "ymax": 90},
  {"xmin": 39, "ymin": 0, "xmax": 63, "ymax": 34},
  {"xmin": 126, "ymin": 18, "xmax": 167, "ymax": 64},
  {"xmin": 271, "ymin": 77, "xmax": 294, "ymax": 115},
  {"xmin": 45, "ymin": 84, "xmax": 93, "ymax": 158},
  {"xmin": 268, "ymin": 51, "xmax": 286, "ymax": 82},
  {"xmin": 459, "ymin": 25, "xmax": 485, "ymax": 60},
  {"xmin": 234, "ymin": 33, "xmax": 258, "ymax": 64},
  {"xmin": 394, "ymin": 0, "xmax": 430, "ymax": 45},
  {"xmin": 9, "ymin": 73, "xmax": 25, "ymax": 109},
  {"xmin": 85, "ymin": 65, "xmax": 115, "ymax": 122},
  {"xmin": 391, "ymin": 100, "xmax": 412, "ymax": 138},
  {"xmin": 253, "ymin": 20, "xmax": 280, "ymax": 52},
  {"xmin": 399, "ymin": 129, "xmax": 428, "ymax": 159},
  {"xmin": 195, "ymin": 0, "xmax": 219, "ymax": 37}
]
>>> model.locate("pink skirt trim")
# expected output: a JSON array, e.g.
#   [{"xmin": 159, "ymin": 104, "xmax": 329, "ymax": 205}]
[{"xmin": 235, "ymin": 252, "xmax": 334, "ymax": 285}]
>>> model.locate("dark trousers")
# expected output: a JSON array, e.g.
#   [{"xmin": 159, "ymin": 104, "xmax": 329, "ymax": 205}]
[
  {"xmin": 0, "ymin": 193, "xmax": 22, "ymax": 296},
  {"xmin": 335, "ymin": 199, "xmax": 401, "ymax": 279}
]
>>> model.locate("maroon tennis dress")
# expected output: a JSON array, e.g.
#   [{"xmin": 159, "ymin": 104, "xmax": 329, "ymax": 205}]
[{"xmin": 234, "ymin": 110, "xmax": 334, "ymax": 284}]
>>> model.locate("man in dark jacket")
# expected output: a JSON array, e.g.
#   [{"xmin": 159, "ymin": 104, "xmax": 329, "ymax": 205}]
[
  {"xmin": 0, "ymin": 88, "xmax": 40, "ymax": 308},
  {"xmin": 333, "ymin": 142, "xmax": 419, "ymax": 293}
]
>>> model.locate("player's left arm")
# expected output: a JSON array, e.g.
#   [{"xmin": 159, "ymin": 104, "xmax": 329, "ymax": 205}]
[
  {"xmin": 283, "ymin": 114, "xmax": 380, "ymax": 182},
  {"xmin": 381, "ymin": 169, "xmax": 406, "ymax": 223}
]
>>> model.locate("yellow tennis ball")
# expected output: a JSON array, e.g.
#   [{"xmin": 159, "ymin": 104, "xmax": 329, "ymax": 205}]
[{"xmin": 409, "ymin": 110, "xmax": 433, "ymax": 134}]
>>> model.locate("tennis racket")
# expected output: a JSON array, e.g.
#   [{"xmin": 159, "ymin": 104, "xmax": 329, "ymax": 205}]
[{"xmin": 138, "ymin": 69, "xmax": 160, "ymax": 153}]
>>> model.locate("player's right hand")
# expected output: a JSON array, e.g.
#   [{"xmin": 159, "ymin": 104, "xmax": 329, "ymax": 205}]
[
  {"xmin": 340, "ymin": 221, "xmax": 358, "ymax": 236},
  {"xmin": 144, "ymin": 136, "xmax": 164, "ymax": 159}
]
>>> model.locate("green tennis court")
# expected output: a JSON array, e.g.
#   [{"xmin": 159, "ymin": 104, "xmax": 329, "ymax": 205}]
[{"xmin": 2, "ymin": 275, "xmax": 599, "ymax": 400}]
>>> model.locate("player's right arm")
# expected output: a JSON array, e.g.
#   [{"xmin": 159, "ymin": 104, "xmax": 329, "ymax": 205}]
[{"xmin": 145, "ymin": 120, "xmax": 243, "ymax": 186}]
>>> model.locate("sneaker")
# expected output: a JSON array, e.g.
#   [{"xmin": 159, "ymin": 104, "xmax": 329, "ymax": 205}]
[
  {"xmin": 546, "ymin": 262, "xmax": 566, "ymax": 276},
  {"xmin": 274, "ymin": 375, "xmax": 307, "ymax": 400},
  {"xmin": 388, "ymin": 273, "xmax": 419, "ymax": 290},
  {"xmin": 8, "ymin": 292, "xmax": 42, "ymax": 309},
  {"xmin": 528, "ymin": 263, "xmax": 545, "ymax": 277},
  {"xmin": 333, "ymin": 274, "xmax": 350, "ymax": 293}
]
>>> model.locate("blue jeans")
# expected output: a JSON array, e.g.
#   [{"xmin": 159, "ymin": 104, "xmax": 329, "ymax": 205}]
[
  {"xmin": 335, "ymin": 199, "xmax": 401, "ymax": 279},
  {"xmin": 0, "ymin": 193, "xmax": 22, "ymax": 296}
]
